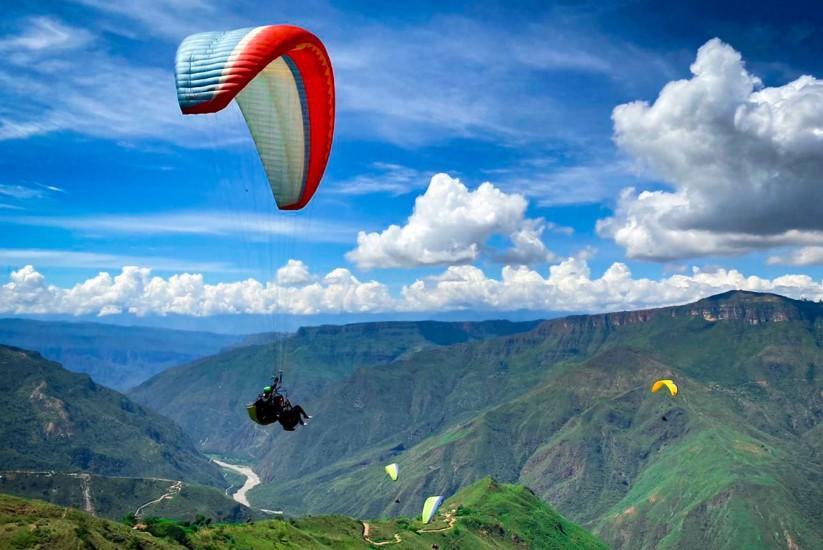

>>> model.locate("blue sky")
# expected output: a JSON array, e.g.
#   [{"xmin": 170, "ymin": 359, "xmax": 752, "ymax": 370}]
[{"xmin": 3, "ymin": 0, "xmax": 823, "ymax": 328}]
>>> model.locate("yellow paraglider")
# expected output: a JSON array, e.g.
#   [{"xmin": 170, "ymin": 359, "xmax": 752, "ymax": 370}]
[
  {"xmin": 651, "ymin": 379, "xmax": 678, "ymax": 397},
  {"xmin": 385, "ymin": 463, "xmax": 399, "ymax": 481},
  {"xmin": 421, "ymin": 496, "xmax": 444, "ymax": 524}
]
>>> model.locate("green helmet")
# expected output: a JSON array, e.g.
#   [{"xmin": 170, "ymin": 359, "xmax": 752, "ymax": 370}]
[{"xmin": 263, "ymin": 386, "xmax": 273, "ymax": 394}]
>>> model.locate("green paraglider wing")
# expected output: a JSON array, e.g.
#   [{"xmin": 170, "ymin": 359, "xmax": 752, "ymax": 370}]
[
  {"xmin": 385, "ymin": 463, "xmax": 399, "ymax": 481},
  {"xmin": 421, "ymin": 496, "xmax": 444, "ymax": 524}
]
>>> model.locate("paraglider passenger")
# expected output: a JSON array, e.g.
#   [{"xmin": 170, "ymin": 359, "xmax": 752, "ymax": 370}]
[{"xmin": 277, "ymin": 397, "xmax": 311, "ymax": 431}]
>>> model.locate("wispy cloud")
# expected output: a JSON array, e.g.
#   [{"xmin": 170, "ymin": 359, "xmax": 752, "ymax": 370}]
[
  {"xmin": 70, "ymin": 0, "xmax": 237, "ymax": 40},
  {"xmin": 0, "ymin": 16, "xmax": 92, "ymax": 51},
  {"xmin": 496, "ymin": 158, "xmax": 650, "ymax": 207},
  {"xmin": 3, "ymin": 4, "xmax": 674, "ymax": 149},
  {"xmin": 0, "ymin": 184, "xmax": 42, "ymax": 200},
  {"xmin": 1, "ymin": 210, "xmax": 360, "ymax": 244},
  {"xmin": 329, "ymin": 163, "xmax": 429, "ymax": 196},
  {"xmin": 0, "ymin": 248, "xmax": 237, "ymax": 272},
  {"xmin": 0, "ymin": 15, "xmax": 248, "ymax": 146},
  {"xmin": 0, "ymin": 183, "xmax": 65, "ymax": 201},
  {"xmin": 329, "ymin": 13, "xmax": 676, "ymax": 147}
]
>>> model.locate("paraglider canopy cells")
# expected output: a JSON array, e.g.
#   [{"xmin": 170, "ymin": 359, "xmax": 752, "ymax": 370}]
[
  {"xmin": 651, "ymin": 379, "xmax": 678, "ymax": 397},
  {"xmin": 175, "ymin": 25, "xmax": 335, "ymax": 211}
]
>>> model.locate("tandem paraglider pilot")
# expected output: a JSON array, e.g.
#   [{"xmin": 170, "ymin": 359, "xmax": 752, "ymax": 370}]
[{"xmin": 248, "ymin": 373, "xmax": 311, "ymax": 431}]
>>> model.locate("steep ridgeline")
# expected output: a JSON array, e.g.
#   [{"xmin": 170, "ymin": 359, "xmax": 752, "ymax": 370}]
[
  {"xmin": 0, "ymin": 477, "xmax": 606, "ymax": 549},
  {"xmin": 0, "ymin": 493, "xmax": 176, "ymax": 550},
  {"xmin": 0, "ymin": 345, "xmax": 225, "ymax": 487},
  {"xmin": 243, "ymin": 291, "xmax": 822, "ymax": 550},
  {"xmin": 0, "ymin": 471, "xmax": 256, "ymax": 523},
  {"xmin": 129, "ymin": 319, "xmax": 540, "ymax": 456},
  {"xmin": 0, "ymin": 319, "xmax": 243, "ymax": 390}
]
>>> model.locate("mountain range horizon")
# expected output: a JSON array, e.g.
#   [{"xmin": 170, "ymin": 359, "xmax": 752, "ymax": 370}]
[{"xmin": 2, "ymin": 288, "xmax": 822, "ymax": 549}]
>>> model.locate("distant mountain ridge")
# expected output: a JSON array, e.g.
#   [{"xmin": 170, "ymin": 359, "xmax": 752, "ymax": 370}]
[
  {"xmin": 131, "ymin": 290, "xmax": 823, "ymax": 549},
  {"xmin": 535, "ymin": 290, "xmax": 817, "ymax": 329},
  {"xmin": 294, "ymin": 319, "xmax": 543, "ymax": 344},
  {"xmin": 0, "ymin": 318, "xmax": 243, "ymax": 390},
  {"xmin": 130, "ymin": 318, "xmax": 541, "ymax": 455}
]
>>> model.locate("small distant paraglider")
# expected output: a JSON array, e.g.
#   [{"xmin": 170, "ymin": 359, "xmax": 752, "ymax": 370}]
[
  {"xmin": 421, "ymin": 496, "xmax": 444, "ymax": 524},
  {"xmin": 385, "ymin": 463, "xmax": 399, "ymax": 481},
  {"xmin": 651, "ymin": 379, "xmax": 678, "ymax": 397}
]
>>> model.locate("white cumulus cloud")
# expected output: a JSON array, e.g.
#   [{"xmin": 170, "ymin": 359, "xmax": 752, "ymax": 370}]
[
  {"xmin": 276, "ymin": 260, "xmax": 312, "ymax": 286},
  {"xmin": 346, "ymin": 173, "xmax": 553, "ymax": 269},
  {"xmin": 4, "ymin": 259, "xmax": 823, "ymax": 318},
  {"xmin": 598, "ymin": 38, "xmax": 823, "ymax": 261},
  {"xmin": 401, "ymin": 257, "xmax": 823, "ymax": 313},
  {"xmin": 0, "ymin": 264, "xmax": 395, "ymax": 317}
]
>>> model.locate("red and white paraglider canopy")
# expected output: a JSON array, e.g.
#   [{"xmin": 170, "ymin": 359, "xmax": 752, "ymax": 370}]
[{"xmin": 175, "ymin": 25, "xmax": 334, "ymax": 210}]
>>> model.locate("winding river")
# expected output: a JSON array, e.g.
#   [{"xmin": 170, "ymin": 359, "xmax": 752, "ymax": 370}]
[{"xmin": 212, "ymin": 459, "xmax": 260, "ymax": 507}]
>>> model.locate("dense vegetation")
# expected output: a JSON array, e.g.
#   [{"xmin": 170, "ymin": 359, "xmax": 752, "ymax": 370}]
[
  {"xmin": 129, "ymin": 319, "xmax": 539, "ymax": 456},
  {"xmin": 0, "ymin": 345, "xmax": 225, "ymax": 487},
  {"xmin": 0, "ymin": 477, "xmax": 605, "ymax": 549},
  {"xmin": 133, "ymin": 291, "xmax": 823, "ymax": 549},
  {"xmin": 0, "ymin": 493, "xmax": 176, "ymax": 549}
]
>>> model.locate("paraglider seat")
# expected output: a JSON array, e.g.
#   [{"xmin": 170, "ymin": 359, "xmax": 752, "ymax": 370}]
[{"xmin": 246, "ymin": 402, "xmax": 278, "ymax": 426}]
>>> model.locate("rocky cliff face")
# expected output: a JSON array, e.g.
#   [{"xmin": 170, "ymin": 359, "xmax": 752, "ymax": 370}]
[
  {"xmin": 533, "ymin": 291, "xmax": 816, "ymax": 336},
  {"xmin": 676, "ymin": 290, "xmax": 815, "ymax": 324}
]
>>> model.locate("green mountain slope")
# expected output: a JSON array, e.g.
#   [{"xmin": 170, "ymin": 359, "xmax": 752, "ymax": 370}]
[
  {"xmin": 0, "ymin": 318, "xmax": 242, "ymax": 390},
  {"xmin": 0, "ymin": 493, "xmax": 179, "ymax": 549},
  {"xmin": 0, "ymin": 471, "xmax": 256, "ymax": 523},
  {"xmin": 0, "ymin": 345, "xmax": 225, "ymax": 487},
  {"xmin": 121, "ymin": 291, "xmax": 823, "ymax": 548},
  {"xmin": 0, "ymin": 477, "xmax": 606, "ymax": 549},
  {"xmin": 237, "ymin": 291, "xmax": 822, "ymax": 549},
  {"xmin": 129, "ymin": 319, "xmax": 539, "ymax": 455}
]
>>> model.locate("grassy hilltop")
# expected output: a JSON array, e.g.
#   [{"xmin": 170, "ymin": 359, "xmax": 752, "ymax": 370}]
[{"xmin": 0, "ymin": 477, "xmax": 605, "ymax": 549}]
